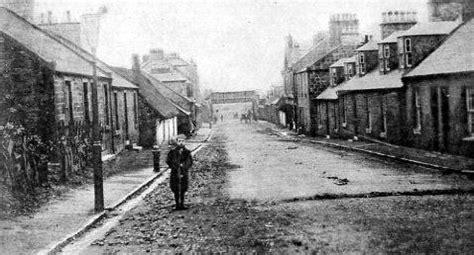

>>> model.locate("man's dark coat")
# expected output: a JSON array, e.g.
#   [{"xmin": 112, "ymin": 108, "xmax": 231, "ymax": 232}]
[{"xmin": 166, "ymin": 146, "xmax": 193, "ymax": 193}]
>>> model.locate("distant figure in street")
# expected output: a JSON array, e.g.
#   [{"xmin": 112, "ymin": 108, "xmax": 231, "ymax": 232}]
[
  {"xmin": 240, "ymin": 113, "xmax": 245, "ymax": 123},
  {"xmin": 220, "ymin": 114, "xmax": 224, "ymax": 122},
  {"xmin": 247, "ymin": 110, "xmax": 252, "ymax": 124},
  {"xmin": 166, "ymin": 135, "xmax": 193, "ymax": 210}
]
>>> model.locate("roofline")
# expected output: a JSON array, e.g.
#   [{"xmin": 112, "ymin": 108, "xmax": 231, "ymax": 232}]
[
  {"xmin": 0, "ymin": 31, "xmax": 55, "ymax": 69},
  {"xmin": 403, "ymin": 70, "xmax": 474, "ymax": 81},
  {"xmin": 0, "ymin": 8, "xmax": 112, "ymax": 78},
  {"xmin": 295, "ymin": 44, "xmax": 342, "ymax": 73},
  {"xmin": 143, "ymin": 72, "xmax": 194, "ymax": 103},
  {"xmin": 291, "ymin": 38, "xmax": 333, "ymax": 69},
  {"xmin": 44, "ymin": 31, "xmax": 134, "ymax": 83},
  {"xmin": 337, "ymin": 86, "xmax": 403, "ymax": 94}
]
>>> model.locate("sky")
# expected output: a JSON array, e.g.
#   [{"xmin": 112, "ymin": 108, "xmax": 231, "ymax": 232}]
[{"xmin": 34, "ymin": 0, "xmax": 429, "ymax": 93}]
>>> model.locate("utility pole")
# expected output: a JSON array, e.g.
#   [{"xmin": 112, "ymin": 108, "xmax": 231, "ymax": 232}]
[
  {"xmin": 91, "ymin": 46, "xmax": 104, "ymax": 212},
  {"xmin": 82, "ymin": 7, "xmax": 107, "ymax": 212}
]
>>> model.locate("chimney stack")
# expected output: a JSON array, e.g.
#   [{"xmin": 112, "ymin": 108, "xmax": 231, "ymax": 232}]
[
  {"xmin": 150, "ymin": 49, "xmax": 164, "ymax": 60},
  {"xmin": 132, "ymin": 54, "xmax": 141, "ymax": 82},
  {"xmin": 40, "ymin": 13, "xmax": 44, "ymax": 24},
  {"xmin": 47, "ymin": 11, "xmax": 52, "ymax": 24}
]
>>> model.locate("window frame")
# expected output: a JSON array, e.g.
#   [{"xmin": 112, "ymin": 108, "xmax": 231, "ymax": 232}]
[
  {"xmin": 467, "ymin": 88, "xmax": 474, "ymax": 136},
  {"xmin": 342, "ymin": 96, "xmax": 347, "ymax": 127},
  {"xmin": 365, "ymin": 96, "xmax": 372, "ymax": 133},
  {"xmin": 414, "ymin": 88, "xmax": 422, "ymax": 134},
  {"xmin": 405, "ymin": 38, "xmax": 413, "ymax": 67},
  {"xmin": 384, "ymin": 44, "xmax": 390, "ymax": 58},
  {"xmin": 359, "ymin": 53, "xmax": 366, "ymax": 75}
]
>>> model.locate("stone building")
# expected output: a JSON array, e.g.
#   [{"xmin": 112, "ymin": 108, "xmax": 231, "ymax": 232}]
[
  {"xmin": 283, "ymin": 13, "xmax": 360, "ymax": 135},
  {"xmin": 141, "ymin": 49, "xmax": 200, "ymax": 101},
  {"xmin": 112, "ymin": 61, "xmax": 180, "ymax": 148},
  {"xmin": 0, "ymin": 7, "xmax": 134, "ymax": 181},
  {"xmin": 403, "ymin": 19, "xmax": 473, "ymax": 156},
  {"xmin": 46, "ymin": 29, "xmax": 140, "ymax": 153}
]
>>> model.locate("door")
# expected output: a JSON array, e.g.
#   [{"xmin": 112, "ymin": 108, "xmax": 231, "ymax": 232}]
[
  {"xmin": 124, "ymin": 92, "xmax": 129, "ymax": 140},
  {"xmin": 431, "ymin": 87, "xmax": 450, "ymax": 152}
]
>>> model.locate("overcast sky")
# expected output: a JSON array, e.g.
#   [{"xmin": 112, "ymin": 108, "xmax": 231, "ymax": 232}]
[{"xmin": 35, "ymin": 0, "xmax": 428, "ymax": 93}]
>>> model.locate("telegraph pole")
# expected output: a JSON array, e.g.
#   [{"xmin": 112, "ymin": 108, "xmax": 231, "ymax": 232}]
[
  {"xmin": 91, "ymin": 46, "xmax": 104, "ymax": 212},
  {"xmin": 82, "ymin": 8, "xmax": 107, "ymax": 212}
]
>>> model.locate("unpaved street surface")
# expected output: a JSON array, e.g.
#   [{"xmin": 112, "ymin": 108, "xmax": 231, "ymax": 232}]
[{"xmin": 82, "ymin": 121, "xmax": 474, "ymax": 254}]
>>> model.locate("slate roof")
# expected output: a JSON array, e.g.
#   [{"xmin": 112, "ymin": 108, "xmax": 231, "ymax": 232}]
[
  {"xmin": 142, "ymin": 72, "xmax": 194, "ymax": 114},
  {"xmin": 292, "ymin": 39, "xmax": 339, "ymax": 73},
  {"xmin": 336, "ymin": 68, "xmax": 403, "ymax": 93},
  {"xmin": 330, "ymin": 57, "xmax": 348, "ymax": 68},
  {"xmin": 111, "ymin": 67, "xmax": 180, "ymax": 119},
  {"xmin": 357, "ymin": 40, "xmax": 379, "ymax": 51},
  {"xmin": 149, "ymin": 72, "xmax": 188, "ymax": 83},
  {"xmin": 0, "ymin": 8, "xmax": 110, "ymax": 78},
  {"xmin": 399, "ymin": 21, "xmax": 459, "ymax": 37},
  {"xmin": 46, "ymin": 32, "xmax": 137, "ymax": 89},
  {"xmin": 316, "ymin": 86, "xmax": 339, "ymax": 100},
  {"xmin": 343, "ymin": 56, "xmax": 356, "ymax": 63},
  {"xmin": 380, "ymin": 31, "xmax": 404, "ymax": 44},
  {"xmin": 405, "ymin": 19, "xmax": 474, "ymax": 78}
]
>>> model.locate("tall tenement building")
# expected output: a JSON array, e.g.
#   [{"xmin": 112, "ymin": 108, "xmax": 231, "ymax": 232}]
[
  {"xmin": 0, "ymin": 0, "xmax": 35, "ymax": 22},
  {"xmin": 380, "ymin": 11, "xmax": 417, "ymax": 39},
  {"xmin": 428, "ymin": 0, "xmax": 474, "ymax": 22},
  {"xmin": 329, "ymin": 13, "xmax": 359, "ymax": 47}
]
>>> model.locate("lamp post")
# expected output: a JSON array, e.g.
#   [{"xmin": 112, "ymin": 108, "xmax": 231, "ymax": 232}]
[{"xmin": 82, "ymin": 8, "xmax": 107, "ymax": 212}]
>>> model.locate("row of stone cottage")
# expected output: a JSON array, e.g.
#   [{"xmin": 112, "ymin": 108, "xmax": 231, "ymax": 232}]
[
  {"xmin": 0, "ymin": 7, "xmax": 200, "ymax": 178},
  {"xmin": 266, "ymin": 9, "xmax": 474, "ymax": 158}
]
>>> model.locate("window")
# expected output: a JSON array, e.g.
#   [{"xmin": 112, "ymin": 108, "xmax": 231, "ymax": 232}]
[
  {"xmin": 133, "ymin": 92, "xmax": 138, "ymax": 127},
  {"xmin": 405, "ymin": 38, "xmax": 413, "ymax": 67},
  {"xmin": 103, "ymin": 84, "xmax": 110, "ymax": 125},
  {"xmin": 66, "ymin": 80, "xmax": 74, "ymax": 123},
  {"xmin": 114, "ymin": 92, "xmax": 119, "ymax": 130},
  {"xmin": 365, "ymin": 96, "xmax": 372, "ymax": 132},
  {"xmin": 83, "ymin": 82, "xmax": 89, "ymax": 122},
  {"xmin": 381, "ymin": 99, "xmax": 387, "ymax": 133},
  {"xmin": 331, "ymin": 68, "xmax": 337, "ymax": 85},
  {"xmin": 342, "ymin": 96, "xmax": 347, "ymax": 126},
  {"xmin": 405, "ymin": 53, "xmax": 413, "ymax": 67},
  {"xmin": 467, "ymin": 88, "xmax": 474, "ymax": 136},
  {"xmin": 414, "ymin": 88, "xmax": 422, "ymax": 133},
  {"xmin": 404, "ymin": 38, "xmax": 411, "ymax": 52},
  {"xmin": 348, "ymin": 64, "xmax": 354, "ymax": 77},
  {"xmin": 384, "ymin": 45, "xmax": 390, "ymax": 58},
  {"xmin": 359, "ymin": 54, "xmax": 366, "ymax": 74}
]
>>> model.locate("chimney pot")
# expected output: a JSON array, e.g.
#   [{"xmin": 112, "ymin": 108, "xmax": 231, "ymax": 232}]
[{"xmin": 66, "ymin": 10, "xmax": 71, "ymax": 22}]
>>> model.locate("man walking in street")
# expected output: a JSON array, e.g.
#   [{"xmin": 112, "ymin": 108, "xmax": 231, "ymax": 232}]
[{"xmin": 166, "ymin": 134, "xmax": 193, "ymax": 210}]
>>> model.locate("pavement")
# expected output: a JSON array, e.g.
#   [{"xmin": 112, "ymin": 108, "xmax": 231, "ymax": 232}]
[
  {"xmin": 258, "ymin": 121, "xmax": 474, "ymax": 176},
  {"xmin": 0, "ymin": 126, "xmax": 212, "ymax": 255}
]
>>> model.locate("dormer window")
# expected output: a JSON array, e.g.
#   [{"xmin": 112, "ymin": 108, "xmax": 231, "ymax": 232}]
[{"xmin": 359, "ymin": 54, "xmax": 366, "ymax": 75}]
